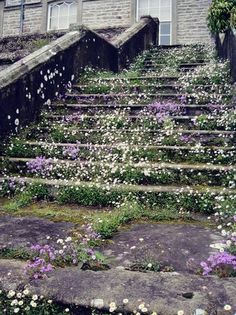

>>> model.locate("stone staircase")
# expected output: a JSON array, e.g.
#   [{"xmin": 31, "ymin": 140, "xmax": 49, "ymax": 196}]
[{"xmin": 0, "ymin": 45, "xmax": 235, "ymax": 211}]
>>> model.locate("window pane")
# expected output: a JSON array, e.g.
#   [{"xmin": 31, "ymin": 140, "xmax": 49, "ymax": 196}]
[
  {"xmin": 160, "ymin": 0, "xmax": 171, "ymax": 7},
  {"xmin": 149, "ymin": 0, "xmax": 158, "ymax": 9},
  {"xmin": 160, "ymin": 35, "xmax": 170, "ymax": 45},
  {"xmin": 149, "ymin": 8, "xmax": 159, "ymax": 16},
  {"xmin": 51, "ymin": 5, "xmax": 59, "ymax": 18},
  {"xmin": 139, "ymin": 0, "xmax": 147, "ymax": 9},
  {"xmin": 160, "ymin": 6, "xmax": 171, "ymax": 20},
  {"xmin": 160, "ymin": 22, "xmax": 170, "ymax": 35}
]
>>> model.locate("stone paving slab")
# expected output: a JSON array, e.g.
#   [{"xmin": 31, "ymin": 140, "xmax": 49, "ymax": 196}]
[
  {"xmin": 101, "ymin": 223, "xmax": 223, "ymax": 273},
  {"xmin": 0, "ymin": 215, "xmax": 74, "ymax": 249},
  {"xmin": 0, "ymin": 259, "xmax": 235, "ymax": 315},
  {"xmin": 26, "ymin": 268, "xmax": 236, "ymax": 314}
]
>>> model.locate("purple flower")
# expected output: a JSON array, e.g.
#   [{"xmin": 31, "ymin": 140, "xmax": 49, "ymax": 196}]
[
  {"xmin": 201, "ymin": 252, "xmax": 236, "ymax": 276},
  {"xmin": 63, "ymin": 146, "xmax": 80, "ymax": 160},
  {"xmin": 27, "ymin": 156, "xmax": 53, "ymax": 177},
  {"xmin": 149, "ymin": 101, "xmax": 185, "ymax": 122}
]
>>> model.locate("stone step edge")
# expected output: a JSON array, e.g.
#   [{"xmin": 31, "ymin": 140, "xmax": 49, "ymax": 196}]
[
  {"xmin": 0, "ymin": 176, "xmax": 235, "ymax": 194},
  {"xmin": 48, "ymin": 103, "xmax": 235, "ymax": 109},
  {"xmin": 66, "ymin": 93, "xmax": 231, "ymax": 98},
  {"xmin": 13, "ymin": 141, "xmax": 236, "ymax": 151},
  {"xmin": 84, "ymin": 75, "xmax": 214, "ymax": 82},
  {"xmin": 73, "ymin": 83, "xmax": 217, "ymax": 89},
  {"xmin": 2, "ymin": 157, "xmax": 235, "ymax": 171},
  {"xmin": 86, "ymin": 75, "xmax": 180, "ymax": 82},
  {"xmin": 32, "ymin": 124, "xmax": 236, "ymax": 136}
]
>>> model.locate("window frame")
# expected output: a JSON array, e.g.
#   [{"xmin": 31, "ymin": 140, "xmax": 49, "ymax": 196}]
[
  {"xmin": 136, "ymin": 0, "xmax": 173, "ymax": 45},
  {"xmin": 47, "ymin": 0, "xmax": 77, "ymax": 31}
]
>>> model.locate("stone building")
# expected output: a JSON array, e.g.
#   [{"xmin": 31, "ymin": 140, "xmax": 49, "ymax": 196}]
[{"xmin": 0, "ymin": 0, "xmax": 212, "ymax": 44}]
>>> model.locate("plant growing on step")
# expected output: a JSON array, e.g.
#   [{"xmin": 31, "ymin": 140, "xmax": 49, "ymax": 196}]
[
  {"xmin": 208, "ymin": 0, "xmax": 236, "ymax": 34},
  {"xmin": 178, "ymin": 61, "xmax": 232, "ymax": 104},
  {"xmin": 27, "ymin": 156, "xmax": 53, "ymax": 177},
  {"xmin": 0, "ymin": 178, "xmax": 26, "ymax": 197},
  {"xmin": 0, "ymin": 288, "xmax": 71, "ymax": 314},
  {"xmin": 4, "ymin": 183, "xmax": 50, "ymax": 211},
  {"xmin": 201, "ymin": 196, "xmax": 236, "ymax": 277},
  {"xmin": 149, "ymin": 101, "xmax": 184, "ymax": 122},
  {"xmin": 201, "ymin": 252, "xmax": 236, "ymax": 277},
  {"xmin": 128, "ymin": 260, "xmax": 174, "ymax": 273},
  {"xmin": 25, "ymin": 227, "xmax": 104, "ymax": 280}
]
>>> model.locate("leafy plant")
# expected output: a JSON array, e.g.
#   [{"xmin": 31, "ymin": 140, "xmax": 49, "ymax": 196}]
[{"xmin": 208, "ymin": 0, "xmax": 236, "ymax": 34}]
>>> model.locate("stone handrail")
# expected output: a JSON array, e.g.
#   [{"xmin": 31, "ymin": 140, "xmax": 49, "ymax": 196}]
[
  {"xmin": 113, "ymin": 16, "xmax": 159, "ymax": 70},
  {"xmin": 0, "ymin": 17, "xmax": 159, "ymax": 139}
]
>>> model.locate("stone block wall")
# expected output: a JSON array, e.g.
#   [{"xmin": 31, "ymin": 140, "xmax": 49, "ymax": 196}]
[
  {"xmin": 82, "ymin": 0, "xmax": 133, "ymax": 29},
  {"xmin": 23, "ymin": 6, "xmax": 42, "ymax": 33},
  {"xmin": 176, "ymin": 0, "xmax": 212, "ymax": 44},
  {"xmin": 2, "ymin": 8, "xmax": 21, "ymax": 36},
  {"xmin": 0, "ymin": 0, "xmax": 212, "ymax": 44},
  {"xmin": 1, "ymin": 0, "xmax": 43, "ymax": 36}
]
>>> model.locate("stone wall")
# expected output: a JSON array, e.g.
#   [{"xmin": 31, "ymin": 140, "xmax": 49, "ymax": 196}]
[
  {"xmin": 1, "ymin": 0, "xmax": 42, "ymax": 36},
  {"xmin": 2, "ymin": 8, "xmax": 21, "ymax": 36},
  {"xmin": 82, "ymin": 0, "xmax": 133, "ymax": 29},
  {"xmin": 176, "ymin": 0, "xmax": 212, "ymax": 44},
  {"xmin": 23, "ymin": 6, "xmax": 42, "ymax": 33},
  {"xmin": 0, "ymin": 0, "xmax": 212, "ymax": 44}
]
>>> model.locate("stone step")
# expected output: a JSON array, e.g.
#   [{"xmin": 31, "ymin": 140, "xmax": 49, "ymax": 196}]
[
  {"xmin": 86, "ymin": 75, "xmax": 180, "ymax": 84},
  {"xmin": 0, "ymin": 260, "xmax": 235, "ymax": 315},
  {"xmin": 27, "ymin": 125, "xmax": 236, "ymax": 146},
  {"xmin": 41, "ymin": 114, "xmax": 235, "ymax": 132},
  {"xmin": 15, "ymin": 141, "xmax": 236, "ymax": 151},
  {"xmin": 0, "ymin": 176, "xmax": 235, "ymax": 196},
  {"xmin": 65, "ymin": 92, "xmax": 181, "ymax": 102},
  {"xmin": 3, "ymin": 156, "xmax": 234, "ymax": 187},
  {"xmin": 74, "ymin": 83, "xmax": 180, "ymax": 94},
  {"xmin": 48, "ymin": 103, "xmax": 234, "ymax": 115},
  {"xmin": 73, "ymin": 84, "xmax": 219, "ymax": 94},
  {"xmin": 5, "ymin": 141, "xmax": 235, "ymax": 165},
  {"xmin": 64, "ymin": 92, "xmax": 231, "ymax": 104},
  {"xmin": 3, "ymin": 157, "xmax": 235, "ymax": 171}
]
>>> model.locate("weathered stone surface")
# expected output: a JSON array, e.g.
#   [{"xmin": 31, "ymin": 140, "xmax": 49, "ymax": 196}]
[
  {"xmin": 0, "ymin": 259, "xmax": 28, "ymax": 291},
  {"xmin": 0, "ymin": 215, "xmax": 74, "ymax": 248},
  {"xmin": 101, "ymin": 223, "xmax": 223, "ymax": 273},
  {"xmin": 29, "ymin": 268, "xmax": 236, "ymax": 314},
  {"xmin": 0, "ymin": 258, "xmax": 235, "ymax": 314}
]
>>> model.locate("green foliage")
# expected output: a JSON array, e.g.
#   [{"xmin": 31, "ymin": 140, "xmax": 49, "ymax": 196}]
[
  {"xmin": 92, "ymin": 200, "xmax": 143, "ymax": 238},
  {"xmin": 5, "ymin": 184, "xmax": 49, "ymax": 211},
  {"xmin": 32, "ymin": 38, "xmax": 50, "ymax": 50},
  {"xmin": 129, "ymin": 260, "xmax": 174, "ymax": 273},
  {"xmin": 0, "ymin": 247, "xmax": 33, "ymax": 260},
  {"xmin": 57, "ymin": 185, "xmax": 124, "ymax": 207},
  {"xmin": 207, "ymin": 0, "xmax": 236, "ymax": 34}
]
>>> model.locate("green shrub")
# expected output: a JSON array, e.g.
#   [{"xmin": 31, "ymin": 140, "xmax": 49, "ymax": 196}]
[
  {"xmin": 208, "ymin": 0, "xmax": 236, "ymax": 34},
  {"xmin": 5, "ymin": 184, "xmax": 49, "ymax": 211}
]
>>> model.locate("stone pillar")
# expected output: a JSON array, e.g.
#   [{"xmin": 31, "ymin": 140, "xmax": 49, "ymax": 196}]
[
  {"xmin": 41, "ymin": 0, "xmax": 48, "ymax": 33},
  {"xmin": 77, "ymin": 0, "xmax": 82, "ymax": 24},
  {"xmin": 0, "ymin": 0, "xmax": 4, "ymax": 37}
]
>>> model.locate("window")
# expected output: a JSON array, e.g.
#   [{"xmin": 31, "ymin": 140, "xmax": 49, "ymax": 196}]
[
  {"xmin": 48, "ymin": 1, "xmax": 77, "ymax": 31},
  {"xmin": 136, "ymin": 0, "xmax": 172, "ymax": 45}
]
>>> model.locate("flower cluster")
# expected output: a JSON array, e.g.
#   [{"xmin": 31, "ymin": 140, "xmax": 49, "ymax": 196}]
[
  {"xmin": 27, "ymin": 156, "xmax": 53, "ymax": 177},
  {"xmin": 0, "ymin": 288, "xmax": 70, "ymax": 314},
  {"xmin": 25, "ymin": 225, "xmax": 102, "ymax": 279},
  {"xmin": 201, "ymin": 200, "xmax": 236, "ymax": 277}
]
